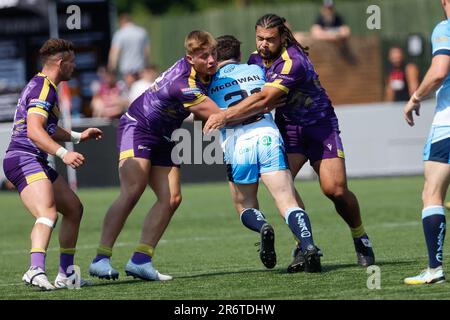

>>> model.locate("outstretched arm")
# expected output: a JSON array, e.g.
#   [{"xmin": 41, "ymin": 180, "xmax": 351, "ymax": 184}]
[
  {"xmin": 404, "ymin": 54, "xmax": 450, "ymax": 126},
  {"xmin": 52, "ymin": 126, "xmax": 103, "ymax": 143}
]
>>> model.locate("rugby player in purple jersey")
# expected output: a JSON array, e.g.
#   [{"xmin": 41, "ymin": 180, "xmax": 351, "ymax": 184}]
[
  {"xmin": 204, "ymin": 14, "xmax": 375, "ymax": 272},
  {"xmin": 2, "ymin": 39, "xmax": 103, "ymax": 290},
  {"xmin": 89, "ymin": 31, "xmax": 222, "ymax": 281}
]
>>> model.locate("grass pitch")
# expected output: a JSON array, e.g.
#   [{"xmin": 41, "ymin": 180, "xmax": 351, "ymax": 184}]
[{"xmin": 0, "ymin": 175, "xmax": 449, "ymax": 300}]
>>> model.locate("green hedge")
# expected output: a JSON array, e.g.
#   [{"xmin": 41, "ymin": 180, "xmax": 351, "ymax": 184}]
[{"xmin": 132, "ymin": 0, "xmax": 443, "ymax": 73}]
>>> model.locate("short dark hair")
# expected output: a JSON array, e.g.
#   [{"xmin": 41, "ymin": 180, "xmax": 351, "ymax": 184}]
[
  {"xmin": 39, "ymin": 38, "xmax": 74, "ymax": 64},
  {"xmin": 216, "ymin": 35, "xmax": 241, "ymax": 62}
]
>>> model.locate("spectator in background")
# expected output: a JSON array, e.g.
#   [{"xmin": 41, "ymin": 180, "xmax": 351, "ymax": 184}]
[
  {"xmin": 108, "ymin": 13, "xmax": 150, "ymax": 88},
  {"xmin": 385, "ymin": 46, "xmax": 420, "ymax": 102},
  {"xmin": 310, "ymin": 0, "xmax": 351, "ymax": 42},
  {"xmin": 128, "ymin": 64, "xmax": 159, "ymax": 103},
  {"xmin": 90, "ymin": 69, "xmax": 129, "ymax": 119},
  {"xmin": 0, "ymin": 178, "xmax": 14, "ymax": 191}
]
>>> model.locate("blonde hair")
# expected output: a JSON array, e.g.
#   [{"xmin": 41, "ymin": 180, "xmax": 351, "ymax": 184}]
[{"xmin": 184, "ymin": 30, "xmax": 217, "ymax": 55}]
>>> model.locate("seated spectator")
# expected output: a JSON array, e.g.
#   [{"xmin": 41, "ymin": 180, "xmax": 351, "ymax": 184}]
[
  {"xmin": 310, "ymin": 0, "xmax": 351, "ymax": 42},
  {"xmin": 128, "ymin": 64, "xmax": 159, "ymax": 103},
  {"xmin": 90, "ymin": 69, "xmax": 129, "ymax": 119},
  {"xmin": 385, "ymin": 46, "xmax": 420, "ymax": 102}
]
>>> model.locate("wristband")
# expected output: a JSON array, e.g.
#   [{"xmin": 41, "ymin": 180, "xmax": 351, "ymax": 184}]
[
  {"xmin": 70, "ymin": 131, "xmax": 82, "ymax": 144},
  {"xmin": 55, "ymin": 147, "xmax": 68, "ymax": 160},
  {"xmin": 412, "ymin": 92, "xmax": 421, "ymax": 103}
]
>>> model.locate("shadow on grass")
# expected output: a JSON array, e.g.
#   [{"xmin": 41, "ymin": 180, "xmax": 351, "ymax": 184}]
[
  {"xmin": 322, "ymin": 259, "xmax": 415, "ymax": 272},
  {"xmin": 83, "ymin": 259, "xmax": 417, "ymax": 288}
]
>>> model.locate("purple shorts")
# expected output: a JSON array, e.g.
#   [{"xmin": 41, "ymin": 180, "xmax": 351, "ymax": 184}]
[
  {"xmin": 3, "ymin": 152, "xmax": 58, "ymax": 193},
  {"xmin": 117, "ymin": 113, "xmax": 179, "ymax": 167},
  {"xmin": 279, "ymin": 121, "xmax": 345, "ymax": 165}
]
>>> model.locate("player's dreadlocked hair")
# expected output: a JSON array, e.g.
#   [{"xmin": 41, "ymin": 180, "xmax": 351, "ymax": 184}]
[{"xmin": 255, "ymin": 13, "xmax": 309, "ymax": 55}]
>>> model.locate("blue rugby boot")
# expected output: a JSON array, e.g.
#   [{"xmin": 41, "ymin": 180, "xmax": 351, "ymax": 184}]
[
  {"xmin": 89, "ymin": 258, "xmax": 119, "ymax": 280},
  {"xmin": 125, "ymin": 259, "xmax": 172, "ymax": 281}
]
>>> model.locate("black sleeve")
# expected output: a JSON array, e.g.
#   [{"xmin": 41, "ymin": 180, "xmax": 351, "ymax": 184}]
[
  {"xmin": 334, "ymin": 14, "xmax": 345, "ymax": 27},
  {"xmin": 314, "ymin": 15, "xmax": 325, "ymax": 27}
]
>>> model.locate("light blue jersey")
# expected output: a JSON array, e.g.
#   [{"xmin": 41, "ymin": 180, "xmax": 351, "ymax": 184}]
[
  {"xmin": 431, "ymin": 19, "xmax": 450, "ymax": 126},
  {"xmin": 208, "ymin": 63, "xmax": 273, "ymax": 124},
  {"xmin": 208, "ymin": 63, "xmax": 288, "ymax": 184},
  {"xmin": 423, "ymin": 19, "xmax": 450, "ymax": 163}
]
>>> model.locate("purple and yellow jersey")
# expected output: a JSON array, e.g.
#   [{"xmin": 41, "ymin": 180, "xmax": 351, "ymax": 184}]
[
  {"xmin": 248, "ymin": 44, "xmax": 337, "ymax": 127},
  {"xmin": 6, "ymin": 73, "xmax": 59, "ymax": 160},
  {"xmin": 127, "ymin": 56, "xmax": 209, "ymax": 137}
]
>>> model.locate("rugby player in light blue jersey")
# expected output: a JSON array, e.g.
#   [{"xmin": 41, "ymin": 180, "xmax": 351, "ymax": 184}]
[
  {"xmin": 404, "ymin": 0, "xmax": 450, "ymax": 285},
  {"xmin": 205, "ymin": 14, "xmax": 375, "ymax": 271},
  {"xmin": 208, "ymin": 35, "xmax": 322, "ymax": 272}
]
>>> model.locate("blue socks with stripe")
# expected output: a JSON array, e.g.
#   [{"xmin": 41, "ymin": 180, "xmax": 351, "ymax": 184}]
[
  {"xmin": 240, "ymin": 208, "xmax": 267, "ymax": 232},
  {"xmin": 285, "ymin": 208, "xmax": 315, "ymax": 251},
  {"xmin": 422, "ymin": 206, "xmax": 446, "ymax": 268}
]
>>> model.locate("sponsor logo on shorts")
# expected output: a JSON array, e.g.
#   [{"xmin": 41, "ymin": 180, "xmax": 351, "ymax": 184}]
[
  {"xmin": 138, "ymin": 145, "xmax": 150, "ymax": 151},
  {"xmin": 326, "ymin": 143, "xmax": 332, "ymax": 151},
  {"xmin": 239, "ymin": 145, "xmax": 254, "ymax": 155},
  {"xmin": 261, "ymin": 136, "xmax": 272, "ymax": 146}
]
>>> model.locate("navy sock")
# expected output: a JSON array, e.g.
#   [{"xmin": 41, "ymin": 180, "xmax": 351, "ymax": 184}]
[
  {"xmin": 131, "ymin": 252, "xmax": 152, "ymax": 265},
  {"xmin": 422, "ymin": 206, "xmax": 446, "ymax": 268},
  {"xmin": 93, "ymin": 254, "xmax": 110, "ymax": 263},
  {"xmin": 240, "ymin": 208, "xmax": 267, "ymax": 233},
  {"xmin": 285, "ymin": 208, "xmax": 315, "ymax": 251}
]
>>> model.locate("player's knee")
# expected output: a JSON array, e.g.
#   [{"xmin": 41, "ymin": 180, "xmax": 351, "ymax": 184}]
[
  {"xmin": 158, "ymin": 193, "xmax": 182, "ymax": 213},
  {"xmin": 76, "ymin": 202, "xmax": 84, "ymax": 220},
  {"xmin": 169, "ymin": 193, "xmax": 182, "ymax": 211},
  {"xmin": 421, "ymin": 187, "xmax": 441, "ymax": 204},
  {"xmin": 323, "ymin": 185, "xmax": 347, "ymax": 202},
  {"xmin": 123, "ymin": 184, "xmax": 146, "ymax": 205},
  {"xmin": 64, "ymin": 200, "xmax": 83, "ymax": 222},
  {"xmin": 35, "ymin": 213, "xmax": 58, "ymax": 229}
]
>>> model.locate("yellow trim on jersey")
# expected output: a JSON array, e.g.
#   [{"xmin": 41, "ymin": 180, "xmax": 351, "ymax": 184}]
[
  {"xmin": 183, "ymin": 95, "xmax": 207, "ymax": 108},
  {"xmin": 37, "ymin": 72, "xmax": 57, "ymax": 90},
  {"xmin": 338, "ymin": 149, "xmax": 345, "ymax": 159},
  {"xmin": 26, "ymin": 172, "xmax": 47, "ymax": 185},
  {"xmin": 119, "ymin": 149, "xmax": 135, "ymax": 161},
  {"xmin": 265, "ymin": 81, "xmax": 289, "ymax": 94},
  {"xmin": 188, "ymin": 67, "xmax": 203, "ymax": 98},
  {"xmin": 28, "ymin": 107, "xmax": 49, "ymax": 118},
  {"xmin": 38, "ymin": 78, "xmax": 51, "ymax": 101},
  {"xmin": 263, "ymin": 48, "xmax": 292, "ymax": 94},
  {"xmin": 280, "ymin": 47, "xmax": 293, "ymax": 74}
]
